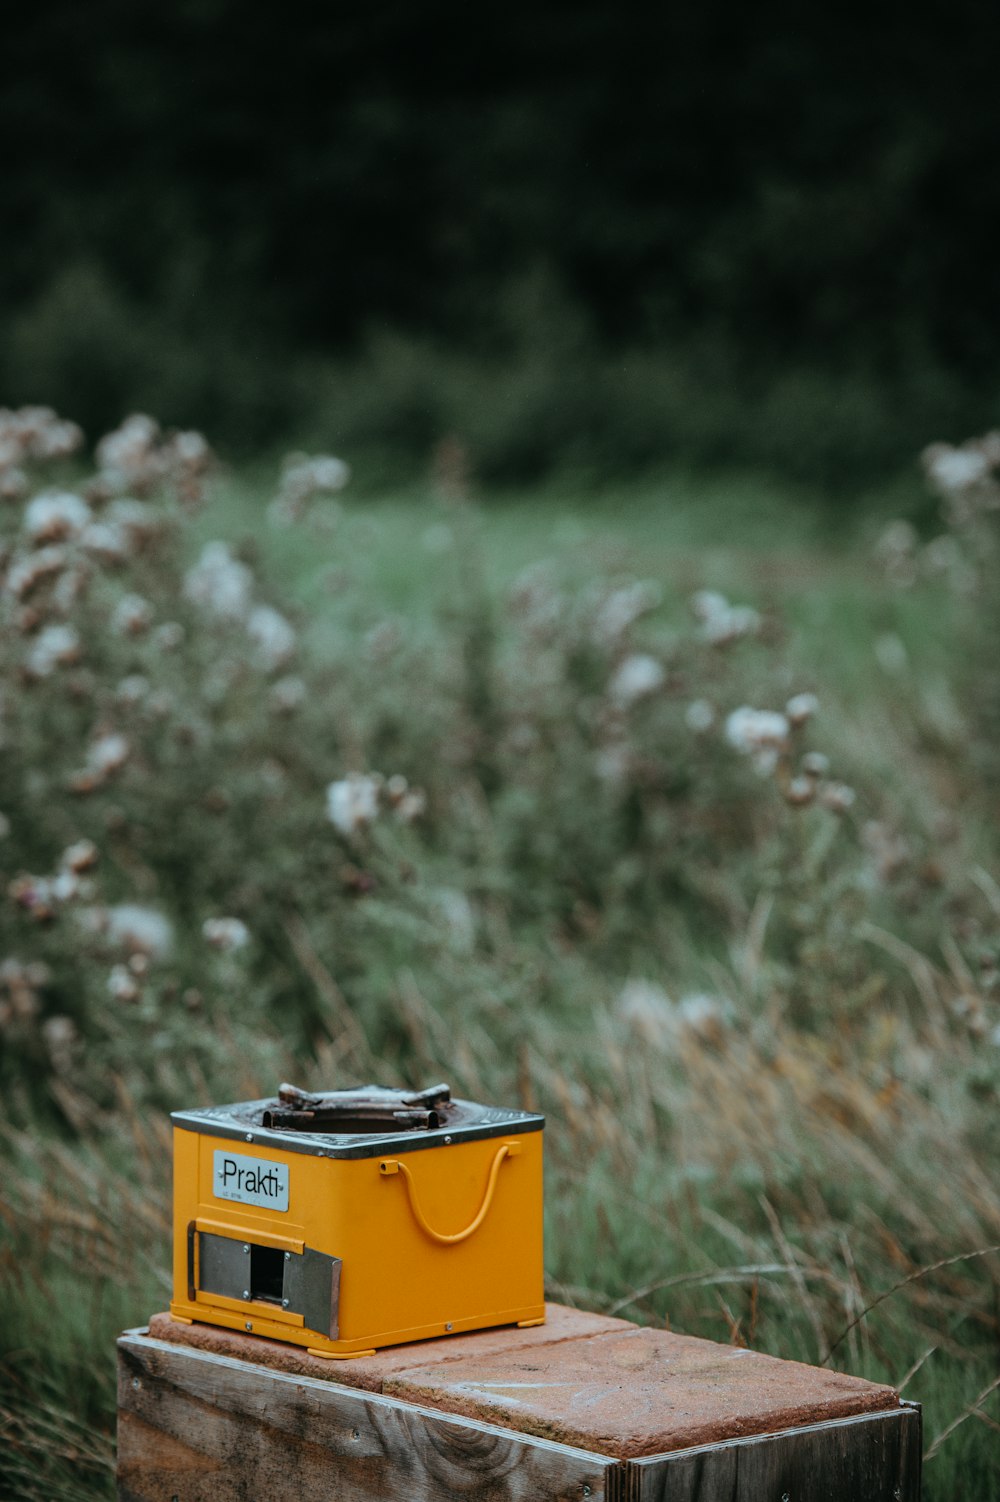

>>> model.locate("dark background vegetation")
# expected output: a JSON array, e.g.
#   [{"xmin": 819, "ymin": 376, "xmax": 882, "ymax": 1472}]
[{"xmin": 3, "ymin": 0, "xmax": 999, "ymax": 485}]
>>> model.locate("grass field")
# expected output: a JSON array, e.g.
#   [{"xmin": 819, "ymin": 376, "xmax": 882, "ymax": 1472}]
[{"xmin": 1, "ymin": 422, "xmax": 999, "ymax": 1500}]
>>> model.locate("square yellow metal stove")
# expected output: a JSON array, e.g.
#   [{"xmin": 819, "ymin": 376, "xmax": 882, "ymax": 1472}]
[{"xmin": 169, "ymin": 1082, "xmax": 545, "ymax": 1358}]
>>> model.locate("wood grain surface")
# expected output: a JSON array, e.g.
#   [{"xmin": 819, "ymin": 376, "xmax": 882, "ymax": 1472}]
[
  {"xmin": 117, "ymin": 1331, "xmax": 616, "ymax": 1502},
  {"xmin": 118, "ymin": 1318, "xmax": 920, "ymax": 1501},
  {"xmin": 625, "ymin": 1406, "xmax": 922, "ymax": 1501}
]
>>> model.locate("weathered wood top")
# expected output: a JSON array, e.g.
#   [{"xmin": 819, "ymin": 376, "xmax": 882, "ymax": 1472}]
[{"xmin": 145, "ymin": 1306, "xmax": 900, "ymax": 1460}]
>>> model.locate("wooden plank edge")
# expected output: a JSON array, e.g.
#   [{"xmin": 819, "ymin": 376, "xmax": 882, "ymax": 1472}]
[
  {"xmin": 117, "ymin": 1329, "xmax": 621, "ymax": 1486},
  {"xmin": 620, "ymin": 1403, "xmax": 921, "ymax": 1502},
  {"xmin": 625, "ymin": 1401, "xmax": 920, "ymax": 1467}
]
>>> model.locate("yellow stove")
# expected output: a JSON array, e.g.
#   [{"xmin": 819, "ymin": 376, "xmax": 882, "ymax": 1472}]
[{"xmin": 169, "ymin": 1082, "xmax": 545, "ymax": 1358}]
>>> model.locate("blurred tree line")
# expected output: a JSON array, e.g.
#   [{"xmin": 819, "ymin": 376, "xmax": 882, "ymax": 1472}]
[{"xmin": 3, "ymin": 0, "xmax": 999, "ymax": 486}]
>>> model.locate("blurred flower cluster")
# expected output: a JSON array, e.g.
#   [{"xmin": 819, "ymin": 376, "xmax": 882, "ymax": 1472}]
[
  {"xmin": 4, "ymin": 411, "xmax": 1000, "ymax": 1502},
  {"xmin": 2, "ymin": 406, "xmax": 996, "ymax": 1130},
  {"xmin": 876, "ymin": 428, "xmax": 1000, "ymax": 594},
  {"xmin": 0, "ymin": 412, "xmax": 383, "ymax": 1098}
]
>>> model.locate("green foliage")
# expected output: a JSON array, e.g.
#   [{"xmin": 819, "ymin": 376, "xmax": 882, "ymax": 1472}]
[
  {"xmin": 1, "ymin": 410, "xmax": 1000, "ymax": 1499},
  {"xmin": 6, "ymin": 268, "xmax": 995, "ymax": 488},
  {"xmin": 4, "ymin": 2, "xmax": 1000, "ymax": 481}
]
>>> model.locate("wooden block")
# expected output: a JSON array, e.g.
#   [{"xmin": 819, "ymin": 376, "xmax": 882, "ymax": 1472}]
[
  {"xmin": 146, "ymin": 1302, "xmax": 632, "ymax": 1393},
  {"xmin": 119, "ymin": 1312, "xmax": 921, "ymax": 1501},
  {"xmin": 117, "ymin": 1330, "xmax": 617, "ymax": 1502}
]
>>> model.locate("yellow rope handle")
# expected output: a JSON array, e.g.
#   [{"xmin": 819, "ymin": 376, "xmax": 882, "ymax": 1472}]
[{"xmin": 379, "ymin": 1141, "xmax": 519, "ymax": 1245}]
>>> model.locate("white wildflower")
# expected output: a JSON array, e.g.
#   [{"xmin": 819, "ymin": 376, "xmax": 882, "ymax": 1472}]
[
  {"xmin": 862, "ymin": 820, "xmax": 910, "ymax": 881},
  {"xmin": 153, "ymin": 621, "xmax": 185, "ymax": 652},
  {"xmin": 107, "ymin": 963, "xmax": 141, "ymax": 1003},
  {"xmin": 273, "ymin": 454, "xmax": 350, "ymax": 522},
  {"xmin": 80, "ymin": 521, "xmax": 129, "ymax": 564},
  {"xmin": 594, "ymin": 742, "xmax": 631, "ymax": 784},
  {"xmin": 24, "ymin": 491, "xmax": 91, "ymax": 544},
  {"xmin": 50, "ymin": 565, "xmax": 88, "ymax": 615},
  {"xmin": 874, "ymin": 521, "xmax": 918, "ymax": 586},
  {"xmin": 592, "ymin": 581, "xmax": 662, "ymax": 645},
  {"xmin": 60, "ymin": 839, "xmax": 98, "ymax": 873},
  {"xmin": 395, "ymin": 789, "xmax": 427, "ymax": 823},
  {"xmin": 105, "ymin": 904, "xmax": 173, "ymax": 958},
  {"xmin": 706, "ymin": 605, "xmax": 760, "ymax": 646},
  {"xmin": 685, "ymin": 699, "xmax": 715, "ymax": 733},
  {"xmin": 690, "ymin": 589, "xmax": 729, "ymax": 622},
  {"xmin": 616, "ymin": 980, "xmax": 674, "ymax": 1049},
  {"xmin": 112, "ymin": 593, "xmax": 153, "ymax": 636},
  {"xmin": 7, "ymin": 545, "xmax": 68, "ymax": 599},
  {"xmin": 246, "ymin": 604, "xmax": 297, "ymax": 671},
  {"xmin": 609, "ymin": 653, "xmax": 665, "ymax": 707},
  {"xmin": 800, "ymin": 751, "xmax": 830, "ymax": 780},
  {"xmin": 203, "ymin": 917, "xmax": 251, "ymax": 952},
  {"xmin": 385, "ymin": 775, "xmax": 427, "ymax": 823},
  {"xmin": 785, "ymin": 692, "xmax": 819, "ymax": 726},
  {"xmin": 167, "ymin": 430, "xmax": 212, "ymax": 470},
  {"xmin": 875, "ymin": 519, "xmax": 918, "ymax": 559},
  {"xmin": 42, "ymin": 1014, "xmax": 77, "ymax": 1072},
  {"xmin": 922, "ymin": 535, "xmax": 962, "ymax": 576},
  {"xmin": 725, "ymin": 707, "xmax": 790, "ymax": 777},
  {"xmin": 270, "ymin": 675, "xmax": 307, "ymax": 714},
  {"xmin": 147, "ymin": 689, "xmax": 174, "ymax": 719},
  {"xmin": 49, "ymin": 870, "xmax": 79, "ymax": 903},
  {"xmin": 87, "ymin": 732, "xmax": 130, "ymax": 776},
  {"xmin": 434, "ymin": 888, "xmax": 475, "ymax": 952},
  {"xmin": 32, "ymin": 419, "xmax": 83, "ymax": 461},
  {"xmin": 820, "ymin": 781, "xmax": 857, "ymax": 814},
  {"xmin": 103, "ymin": 499, "xmax": 162, "ymax": 551},
  {"xmin": 115, "ymin": 674, "xmax": 150, "ymax": 706},
  {"xmin": 0, "ymin": 467, "xmax": 28, "ymax": 503},
  {"xmin": 692, "ymin": 589, "xmax": 761, "ymax": 645},
  {"xmin": 922, "ymin": 443, "xmax": 990, "ymax": 495},
  {"xmin": 25, "ymin": 623, "xmax": 81, "ymax": 677},
  {"xmin": 281, "ymin": 454, "xmax": 350, "ymax": 498},
  {"xmin": 725, "ymin": 707, "xmax": 790, "ymax": 756},
  {"xmin": 784, "ymin": 775, "xmax": 816, "ymax": 807},
  {"xmin": 874, "ymin": 633, "xmax": 908, "ymax": 675},
  {"xmin": 183, "ymin": 541, "xmax": 254, "ymax": 621},
  {"xmin": 326, "ymin": 773, "xmax": 382, "ymax": 836},
  {"xmin": 95, "ymin": 414, "xmax": 160, "ymax": 483}
]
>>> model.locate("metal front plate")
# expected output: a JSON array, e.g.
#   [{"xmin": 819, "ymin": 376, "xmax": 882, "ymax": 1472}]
[
  {"xmin": 198, "ymin": 1231, "xmax": 249, "ymax": 1300},
  {"xmin": 194, "ymin": 1232, "xmax": 341, "ymax": 1338},
  {"xmin": 284, "ymin": 1246, "xmax": 342, "ymax": 1338}
]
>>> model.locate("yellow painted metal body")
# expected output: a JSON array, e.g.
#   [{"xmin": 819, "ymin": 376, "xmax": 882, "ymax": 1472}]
[{"xmin": 169, "ymin": 1105, "xmax": 544, "ymax": 1356}]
